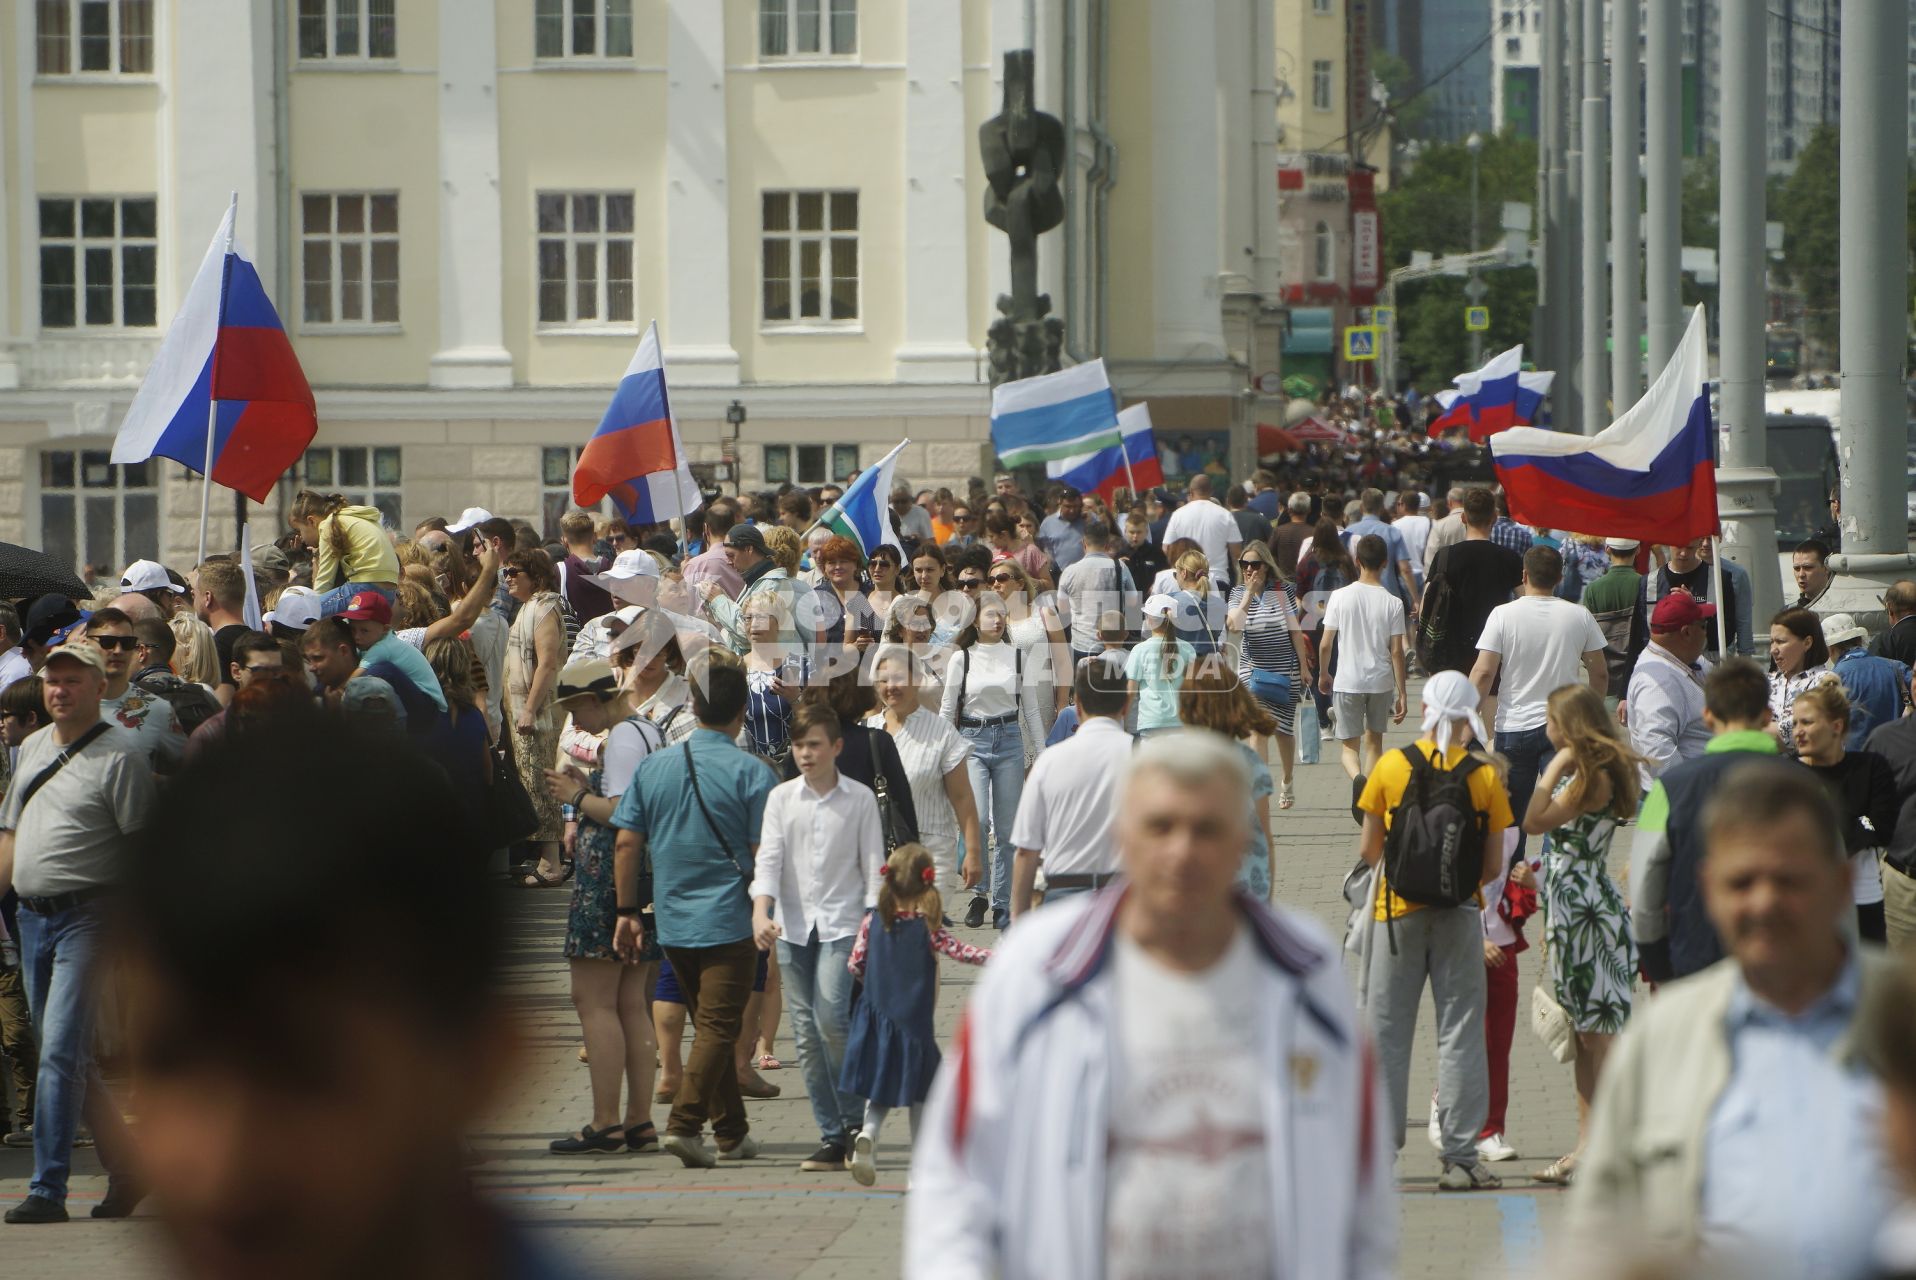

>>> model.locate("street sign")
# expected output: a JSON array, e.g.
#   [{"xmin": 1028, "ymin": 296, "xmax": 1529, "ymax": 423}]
[
  {"xmin": 1372, "ymin": 305, "xmax": 1395, "ymax": 328},
  {"xmin": 1463, "ymin": 275, "xmax": 1489, "ymax": 303},
  {"xmin": 1465, "ymin": 305, "xmax": 1490, "ymax": 331},
  {"xmin": 1254, "ymin": 371, "xmax": 1284, "ymax": 394},
  {"xmin": 1344, "ymin": 325, "xmax": 1380, "ymax": 361}
]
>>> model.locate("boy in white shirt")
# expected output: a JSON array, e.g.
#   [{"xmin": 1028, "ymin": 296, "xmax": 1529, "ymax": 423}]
[
  {"xmin": 1318, "ymin": 534, "xmax": 1408, "ymax": 782},
  {"xmin": 749, "ymin": 703, "xmax": 885, "ymax": 1173}
]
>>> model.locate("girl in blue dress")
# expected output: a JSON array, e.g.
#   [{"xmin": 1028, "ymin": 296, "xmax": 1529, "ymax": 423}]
[{"xmin": 840, "ymin": 843, "xmax": 992, "ymax": 1187}]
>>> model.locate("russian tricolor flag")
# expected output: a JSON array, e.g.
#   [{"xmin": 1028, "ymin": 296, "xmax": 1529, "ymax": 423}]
[
  {"xmin": 1046, "ymin": 403, "xmax": 1165, "ymax": 502},
  {"xmin": 112, "ymin": 202, "xmax": 316, "ymax": 502},
  {"xmin": 1428, "ymin": 388, "xmax": 1474, "ymax": 435},
  {"xmin": 1467, "ymin": 346, "xmax": 1526, "ymax": 434},
  {"xmin": 1491, "ymin": 305, "xmax": 1718, "ymax": 546},
  {"xmin": 1515, "ymin": 371, "xmax": 1555, "ymax": 429},
  {"xmin": 574, "ymin": 321, "xmax": 701, "ymax": 524}
]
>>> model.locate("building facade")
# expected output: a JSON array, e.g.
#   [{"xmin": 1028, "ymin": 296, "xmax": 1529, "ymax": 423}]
[{"xmin": 0, "ymin": 0, "xmax": 1313, "ymax": 576}]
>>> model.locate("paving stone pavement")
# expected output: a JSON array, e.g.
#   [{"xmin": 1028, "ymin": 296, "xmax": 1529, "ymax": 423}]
[{"xmin": 1, "ymin": 712, "xmax": 1604, "ymax": 1276}]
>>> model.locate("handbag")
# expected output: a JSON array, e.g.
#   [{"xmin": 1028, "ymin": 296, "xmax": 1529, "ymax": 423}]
[
  {"xmin": 1529, "ymin": 913, "xmax": 1577, "ymax": 1064},
  {"xmin": 1246, "ymin": 668, "xmax": 1295, "ymax": 705},
  {"xmin": 1296, "ymin": 695, "xmax": 1322, "ymax": 764},
  {"xmin": 486, "ymin": 737, "xmax": 541, "ymax": 846},
  {"xmin": 872, "ymin": 756, "xmax": 900, "ymax": 853}
]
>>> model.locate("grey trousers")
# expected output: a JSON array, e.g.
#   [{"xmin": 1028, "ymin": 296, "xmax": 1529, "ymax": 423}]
[
  {"xmin": 1885, "ymin": 859, "xmax": 1916, "ymax": 950},
  {"xmin": 1365, "ymin": 903, "xmax": 1489, "ymax": 1165}
]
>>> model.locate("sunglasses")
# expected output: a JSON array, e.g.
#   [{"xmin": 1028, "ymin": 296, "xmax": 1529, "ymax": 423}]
[
  {"xmin": 987, "ymin": 572, "xmax": 1016, "ymax": 585},
  {"xmin": 501, "ymin": 567, "xmax": 523, "ymax": 578},
  {"xmin": 1239, "ymin": 560, "xmax": 1263, "ymax": 569},
  {"xmin": 92, "ymin": 636, "xmax": 139, "ymax": 652},
  {"xmin": 958, "ymin": 578, "xmax": 985, "ymax": 590},
  {"xmin": 242, "ymin": 663, "xmax": 281, "ymax": 675},
  {"xmin": 956, "ymin": 513, "xmax": 976, "ymax": 522}
]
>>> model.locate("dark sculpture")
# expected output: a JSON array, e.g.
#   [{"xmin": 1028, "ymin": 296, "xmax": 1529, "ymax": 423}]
[{"xmin": 980, "ymin": 50, "xmax": 1067, "ymax": 386}]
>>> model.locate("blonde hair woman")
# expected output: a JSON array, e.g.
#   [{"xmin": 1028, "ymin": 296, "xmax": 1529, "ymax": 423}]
[
  {"xmin": 761, "ymin": 525, "xmax": 802, "ymax": 577},
  {"xmin": 168, "ymin": 615, "xmax": 220, "ymax": 688}
]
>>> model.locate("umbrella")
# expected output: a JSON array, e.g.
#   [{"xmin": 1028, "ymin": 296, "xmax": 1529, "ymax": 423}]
[
  {"xmin": 1291, "ymin": 416, "xmax": 1358, "ymax": 445},
  {"xmin": 0, "ymin": 542, "xmax": 90, "ymax": 602},
  {"xmin": 1256, "ymin": 423, "xmax": 1304, "ymax": 456}
]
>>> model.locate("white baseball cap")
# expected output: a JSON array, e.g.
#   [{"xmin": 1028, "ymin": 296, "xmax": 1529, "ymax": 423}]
[
  {"xmin": 584, "ymin": 550, "xmax": 661, "ymax": 587},
  {"xmin": 264, "ymin": 586, "xmax": 322, "ymax": 632},
  {"xmin": 1142, "ymin": 593, "xmax": 1178, "ymax": 621},
  {"xmin": 446, "ymin": 506, "xmax": 495, "ymax": 535},
  {"xmin": 1603, "ymin": 537, "xmax": 1641, "ymax": 551},
  {"xmin": 120, "ymin": 559, "xmax": 185, "ymax": 594}
]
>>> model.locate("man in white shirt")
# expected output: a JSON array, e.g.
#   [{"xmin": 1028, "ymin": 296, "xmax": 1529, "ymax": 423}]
[
  {"xmin": 1626, "ymin": 592, "xmax": 1714, "ymax": 778},
  {"xmin": 1394, "ymin": 493, "xmax": 1434, "ymax": 592},
  {"xmin": 1423, "ymin": 486, "xmax": 1469, "ymax": 574},
  {"xmin": 749, "ymin": 703, "xmax": 884, "ymax": 1174},
  {"xmin": 1318, "ymin": 535, "xmax": 1408, "ymax": 783},
  {"xmin": 1009, "ymin": 654, "xmax": 1134, "ymax": 918},
  {"xmin": 1470, "ymin": 544, "xmax": 1609, "ymax": 861},
  {"xmin": 1161, "ymin": 474, "xmax": 1242, "ymax": 578},
  {"xmin": 0, "ymin": 604, "xmax": 30, "ymax": 695},
  {"xmin": 1055, "ymin": 521, "xmax": 1138, "ymax": 663}
]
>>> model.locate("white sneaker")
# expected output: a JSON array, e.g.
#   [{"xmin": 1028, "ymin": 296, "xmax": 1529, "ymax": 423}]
[
  {"xmin": 1437, "ymin": 1160, "xmax": 1502, "ymax": 1191},
  {"xmin": 1476, "ymin": 1133, "xmax": 1519, "ymax": 1163},
  {"xmin": 849, "ymin": 1131, "xmax": 877, "ymax": 1187},
  {"xmin": 1425, "ymin": 1092, "xmax": 1442, "ymax": 1150}
]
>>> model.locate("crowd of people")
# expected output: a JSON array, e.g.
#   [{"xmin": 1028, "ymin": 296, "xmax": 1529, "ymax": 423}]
[{"xmin": 2, "ymin": 457, "xmax": 1916, "ymax": 1279}]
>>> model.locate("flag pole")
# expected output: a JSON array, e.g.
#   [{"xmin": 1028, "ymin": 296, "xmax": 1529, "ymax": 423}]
[
  {"xmin": 198, "ymin": 191, "xmax": 238, "ymax": 565},
  {"xmin": 1709, "ymin": 535, "xmax": 1729, "ymax": 657},
  {"xmin": 802, "ymin": 438, "xmax": 913, "ymax": 545}
]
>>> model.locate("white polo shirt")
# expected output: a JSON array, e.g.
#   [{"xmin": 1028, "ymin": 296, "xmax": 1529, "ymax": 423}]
[
  {"xmin": 1162, "ymin": 498, "xmax": 1241, "ymax": 572},
  {"xmin": 748, "ymin": 772, "xmax": 885, "ymax": 944},
  {"xmin": 1009, "ymin": 716, "xmax": 1133, "ymax": 876}
]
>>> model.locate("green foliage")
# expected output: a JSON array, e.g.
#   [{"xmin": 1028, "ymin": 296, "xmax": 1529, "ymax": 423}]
[
  {"xmin": 1370, "ymin": 50, "xmax": 1431, "ymax": 138},
  {"xmin": 1775, "ymin": 124, "xmax": 1841, "ymax": 349},
  {"xmin": 1379, "ymin": 134, "xmax": 1540, "ymax": 386}
]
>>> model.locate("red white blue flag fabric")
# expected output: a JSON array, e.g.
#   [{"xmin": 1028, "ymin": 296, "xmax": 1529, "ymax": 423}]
[
  {"xmin": 112, "ymin": 203, "xmax": 316, "ymax": 503},
  {"xmin": 574, "ymin": 321, "xmax": 701, "ymax": 524},
  {"xmin": 1427, "ymin": 345, "xmax": 1537, "ymax": 441},
  {"xmin": 1491, "ymin": 305, "xmax": 1718, "ymax": 545},
  {"xmin": 1046, "ymin": 403, "xmax": 1164, "ymax": 502}
]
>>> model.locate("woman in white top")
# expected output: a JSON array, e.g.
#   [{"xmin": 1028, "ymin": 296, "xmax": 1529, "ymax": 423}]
[
  {"xmin": 868, "ymin": 645, "xmax": 984, "ymax": 894},
  {"xmin": 939, "ymin": 591, "xmax": 1050, "ymax": 930}
]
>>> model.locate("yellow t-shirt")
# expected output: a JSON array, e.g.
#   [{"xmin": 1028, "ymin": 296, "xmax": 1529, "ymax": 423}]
[{"xmin": 1358, "ymin": 739, "xmax": 1514, "ymax": 921}]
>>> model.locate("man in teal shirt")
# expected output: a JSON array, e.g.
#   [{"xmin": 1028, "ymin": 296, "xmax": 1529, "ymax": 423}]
[{"xmin": 612, "ymin": 649, "xmax": 777, "ymax": 1168}]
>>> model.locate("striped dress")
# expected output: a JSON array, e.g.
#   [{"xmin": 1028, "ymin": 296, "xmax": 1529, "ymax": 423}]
[{"xmin": 1230, "ymin": 581, "xmax": 1304, "ymax": 735}]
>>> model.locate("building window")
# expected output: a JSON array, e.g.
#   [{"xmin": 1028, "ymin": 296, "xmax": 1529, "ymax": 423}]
[
  {"xmin": 763, "ymin": 443, "xmax": 858, "ymax": 487},
  {"xmin": 534, "ymin": 0, "xmax": 633, "ymax": 59},
  {"xmin": 1312, "ymin": 0, "xmax": 1332, "ymax": 12},
  {"xmin": 297, "ymin": 0, "xmax": 397, "ymax": 60},
  {"xmin": 760, "ymin": 0, "xmax": 857, "ymax": 58},
  {"xmin": 542, "ymin": 445, "xmax": 608, "ymax": 538},
  {"xmin": 39, "ymin": 196, "xmax": 157, "ymax": 330},
  {"xmin": 1313, "ymin": 221, "xmax": 1335, "ymax": 281},
  {"xmin": 761, "ymin": 191, "xmax": 859, "ymax": 325},
  {"xmin": 303, "ymin": 446, "xmax": 403, "ymax": 528},
  {"xmin": 300, "ymin": 193, "xmax": 400, "ymax": 326},
  {"xmin": 1311, "ymin": 60, "xmax": 1333, "ymax": 112},
  {"xmin": 39, "ymin": 451, "xmax": 157, "ymax": 577},
  {"xmin": 1507, "ymin": 36, "xmax": 1521, "ymax": 54},
  {"xmin": 36, "ymin": 0, "xmax": 153, "ymax": 75},
  {"xmin": 537, "ymin": 192, "xmax": 636, "ymax": 327}
]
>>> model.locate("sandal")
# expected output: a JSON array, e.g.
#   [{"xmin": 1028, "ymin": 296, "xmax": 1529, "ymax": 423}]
[
  {"xmin": 625, "ymin": 1122, "xmax": 659, "ymax": 1153},
  {"xmin": 1532, "ymin": 1155, "xmax": 1578, "ymax": 1185},
  {"xmin": 755, "ymin": 1053, "xmax": 783, "ymax": 1071},
  {"xmin": 518, "ymin": 867, "xmax": 567, "ymax": 889},
  {"xmin": 1278, "ymin": 781, "xmax": 1296, "ymax": 810}
]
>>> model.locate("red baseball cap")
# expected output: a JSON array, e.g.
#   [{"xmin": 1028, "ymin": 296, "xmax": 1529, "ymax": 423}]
[
  {"xmin": 337, "ymin": 590, "xmax": 393, "ymax": 624},
  {"xmin": 1650, "ymin": 591, "xmax": 1716, "ymax": 630}
]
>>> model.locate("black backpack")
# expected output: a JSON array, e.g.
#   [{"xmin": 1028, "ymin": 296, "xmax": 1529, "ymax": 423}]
[
  {"xmin": 1380, "ymin": 745, "xmax": 1488, "ymax": 950},
  {"xmin": 1416, "ymin": 546, "xmax": 1455, "ymax": 671},
  {"xmin": 134, "ymin": 671, "xmax": 222, "ymax": 736}
]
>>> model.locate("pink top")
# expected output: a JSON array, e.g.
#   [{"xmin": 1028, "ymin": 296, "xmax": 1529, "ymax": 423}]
[{"xmin": 848, "ymin": 909, "xmax": 992, "ymax": 978}]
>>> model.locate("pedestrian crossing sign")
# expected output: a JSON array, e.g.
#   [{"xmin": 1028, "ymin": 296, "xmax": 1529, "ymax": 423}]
[
  {"xmin": 1344, "ymin": 326, "xmax": 1380, "ymax": 361},
  {"xmin": 1465, "ymin": 306, "xmax": 1491, "ymax": 331}
]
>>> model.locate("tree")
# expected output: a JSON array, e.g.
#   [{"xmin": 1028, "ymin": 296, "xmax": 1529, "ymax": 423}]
[
  {"xmin": 1378, "ymin": 133, "xmax": 1540, "ymax": 386},
  {"xmin": 1774, "ymin": 124, "xmax": 1840, "ymax": 350},
  {"xmin": 1369, "ymin": 50, "xmax": 1432, "ymax": 140}
]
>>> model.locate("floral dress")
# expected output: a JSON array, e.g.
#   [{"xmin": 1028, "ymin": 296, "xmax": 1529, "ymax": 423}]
[
  {"xmin": 507, "ymin": 590, "xmax": 566, "ymax": 842},
  {"xmin": 1542, "ymin": 777, "xmax": 1635, "ymax": 1034},
  {"xmin": 563, "ymin": 720, "xmax": 661, "ymax": 963},
  {"xmin": 1769, "ymin": 664, "xmax": 1838, "ymax": 758}
]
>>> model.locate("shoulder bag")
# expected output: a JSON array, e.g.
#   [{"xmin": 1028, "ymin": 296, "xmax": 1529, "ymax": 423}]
[
  {"xmin": 1530, "ymin": 912, "xmax": 1576, "ymax": 1065},
  {"xmin": 485, "ymin": 732, "xmax": 541, "ymax": 847},
  {"xmin": 15, "ymin": 722, "xmax": 112, "ymax": 814},
  {"xmin": 683, "ymin": 737, "xmax": 751, "ymax": 884}
]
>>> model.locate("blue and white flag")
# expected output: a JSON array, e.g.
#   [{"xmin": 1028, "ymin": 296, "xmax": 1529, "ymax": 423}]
[
  {"xmin": 989, "ymin": 359, "xmax": 1121, "ymax": 468},
  {"xmin": 817, "ymin": 439, "xmax": 909, "ymax": 559}
]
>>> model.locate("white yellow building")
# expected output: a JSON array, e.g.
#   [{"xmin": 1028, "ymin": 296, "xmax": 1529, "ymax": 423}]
[{"xmin": 0, "ymin": 0, "xmax": 1318, "ymax": 573}]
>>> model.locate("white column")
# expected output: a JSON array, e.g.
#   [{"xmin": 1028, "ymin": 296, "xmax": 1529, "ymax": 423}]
[
  {"xmin": 894, "ymin": 0, "xmax": 976, "ymax": 381},
  {"xmin": 1149, "ymin": 0, "xmax": 1224, "ymax": 358},
  {"xmin": 428, "ymin": 0, "xmax": 512, "ymax": 389},
  {"xmin": 663, "ymin": 0, "xmax": 739, "ymax": 385},
  {"xmin": 170, "ymin": 0, "xmax": 274, "ymax": 304},
  {"xmin": 0, "ymin": 3, "xmax": 19, "ymax": 390}
]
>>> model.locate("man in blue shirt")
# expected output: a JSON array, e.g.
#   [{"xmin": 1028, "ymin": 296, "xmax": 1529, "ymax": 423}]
[
  {"xmin": 1037, "ymin": 487, "xmax": 1087, "ymax": 572},
  {"xmin": 612, "ymin": 649, "xmax": 777, "ymax": 1169},
  {"xmin": 1341, "ymin": 488, "xmax": 1418, "ymax": 622},
  {"xmin": 1826, "ymin": 613, "xmax": 1911, "ymax": 749}
]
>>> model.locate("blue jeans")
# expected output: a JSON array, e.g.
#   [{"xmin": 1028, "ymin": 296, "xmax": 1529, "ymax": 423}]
[
  {"xmin": 1496, "ymin": 723, "xmax": 1555, "ymax": 865},
  {"xmin": 777, "ymin": 933, "xmax": 861, "ymax": 1147},
  {"xmin": 19, "ymin": 900, "xmax": 127, "ymax": 1203},
  {"xmin": 317, "ymin": 581, "xmax": 396, "ymax": 618},
  {"xmin": 961, "ymin": 719, "xmax": 1025, "ymax": 929}
]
